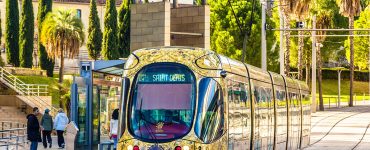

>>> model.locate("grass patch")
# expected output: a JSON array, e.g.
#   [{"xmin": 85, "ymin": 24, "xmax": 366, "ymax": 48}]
[
  {"xmin": 16, "ymin": 75, "xmax": 70, "ymax": 107},
  {"xmin": 315, "ymin": 79, "xmax": 370, "ymax": 105},
  {"xmin": 317, "ymin": 79, "xmax": 370, "ymax": 95}
]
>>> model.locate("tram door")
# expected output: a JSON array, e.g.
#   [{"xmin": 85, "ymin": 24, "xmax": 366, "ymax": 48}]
[
  {"xmin": 227, "ymin": 77, "xmax": 251, "ymax": 150},
  {"xmin": 252, "ymin": 80, "xmax": 274, "ymax": 150}
]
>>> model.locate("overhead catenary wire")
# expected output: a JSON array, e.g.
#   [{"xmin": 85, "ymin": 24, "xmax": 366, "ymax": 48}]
[{"xmin": 242, "ymin": 0, "xmax": 257, "ymax": 62}]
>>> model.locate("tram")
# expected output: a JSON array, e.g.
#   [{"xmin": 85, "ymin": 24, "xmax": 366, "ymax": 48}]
[{"xmin": 117, "ymin": 47, "xmax": 311, "ymax": 150}]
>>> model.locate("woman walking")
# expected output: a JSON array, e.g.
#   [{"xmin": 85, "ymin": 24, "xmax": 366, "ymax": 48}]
[
  {"xmin": 110, "ymin": 108, "xmax": 119, "ymax": 150},
  {"xmin": 54, "ymin": 109, "xmax": 69, "ymax": 149},
  {"xmin": 41, "ymin": 109, "xmax": 53, "ymax": 148}
]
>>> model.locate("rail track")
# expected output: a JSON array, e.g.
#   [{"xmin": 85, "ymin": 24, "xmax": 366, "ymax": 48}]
[{"xmin": 305, "ymin": 105, "xmax": 370, "ymax": 150}]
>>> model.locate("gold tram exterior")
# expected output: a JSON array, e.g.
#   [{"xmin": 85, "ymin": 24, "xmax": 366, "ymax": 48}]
[{"xmin": 118, "ymin": 47, "xmax": 311, "ymax": 150}]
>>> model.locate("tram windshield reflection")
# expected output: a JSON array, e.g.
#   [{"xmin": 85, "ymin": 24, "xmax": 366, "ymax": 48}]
[{"xmin": 129, "ymin": 64, "xmax": 196, "ymax": 142}]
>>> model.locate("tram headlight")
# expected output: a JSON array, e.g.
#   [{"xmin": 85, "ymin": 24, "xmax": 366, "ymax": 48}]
[
  {"xmin": 133, "ymin": 145, "xmax": 140, "ymax": 150},
  {"xmin": 175, "ymin": 146, "xmax": 182, "ymax": 150},
  {"xmin": 183, "ymin": 146, "xmax": 190, "ymax": 150},
  {"xmin": 127, "ymin": 145, "xmax": 133, "ymax": 150}
]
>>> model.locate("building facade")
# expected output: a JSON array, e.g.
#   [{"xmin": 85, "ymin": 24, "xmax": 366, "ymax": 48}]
[{"xmin": 0, "ymin": 0, "xmax": 193, "ymax": 73}]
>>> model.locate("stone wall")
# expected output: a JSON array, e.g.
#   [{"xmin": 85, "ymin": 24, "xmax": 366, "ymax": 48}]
[
  {"xmin": 130, "ymin": 2, "xmax": 171, "ymax": 51},
  {"xmin": 170, "ymin": 5, "xmax": 210, "ymax": 49},
  {"xmin": 4, "ymin": 67, "xmax": 47, "ymax": 76}
]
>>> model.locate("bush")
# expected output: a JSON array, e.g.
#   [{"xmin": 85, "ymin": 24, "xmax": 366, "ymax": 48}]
[{"xmin": 321, "ymin": 69, "xmax": 370, "ymax": 81}]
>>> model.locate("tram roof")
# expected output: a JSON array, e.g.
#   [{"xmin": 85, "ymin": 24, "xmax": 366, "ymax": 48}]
[{"xmin": 92, "ymin": 59, "xmax": 126, "ymax": 76}]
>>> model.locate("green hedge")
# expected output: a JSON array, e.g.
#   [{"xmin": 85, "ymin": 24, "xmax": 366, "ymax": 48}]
[{"xmin": 320, "ymin": 69, "xmax": 370, "ymax": 81}]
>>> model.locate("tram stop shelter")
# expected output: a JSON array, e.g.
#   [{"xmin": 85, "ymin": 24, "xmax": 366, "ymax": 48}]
[{"xmin": 70, "ymin": 60, "xmax": 125, "ymax": 149}]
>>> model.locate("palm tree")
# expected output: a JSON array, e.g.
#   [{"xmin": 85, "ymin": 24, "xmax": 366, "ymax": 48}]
[
  {"xmin": 316, "ymin": 12, "xmax": 333, "ymax": 111},
  {"xmin": 40, "ymin": 9, "xmax": 84, "ymax": 101},
  {"xmin": 280, "ymin": 0, "xmax": 295, "ymax": 76},
  {"xmin": 337, "ymin": 0, "xmax": 361, "ymax": 107},
  {"xmin": 293, "ymin": 0, "xmax": 311, "ymax": 80}
]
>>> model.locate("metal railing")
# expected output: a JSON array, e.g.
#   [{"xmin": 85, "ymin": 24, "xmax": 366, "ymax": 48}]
[
  {"xmin": 0, "ymin": 122, "xmax": 27, "ymax": 150},
  {"xmin": 315, "ymin": 93, "xmax": 370, "ymax": 109},
  {"xmin": 18, "ymin": 84, "xmax": 48, "ymax": 96},
  {"xmin": 0, "ymin": 67, "xmax": 58, "ymax": 116}
]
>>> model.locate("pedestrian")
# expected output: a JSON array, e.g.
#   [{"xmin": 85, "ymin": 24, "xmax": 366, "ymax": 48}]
[
  {"xmin": 110, "ymin": 108, "xmax": 119, "ymax": 150},
  {"xmin": 27, "ymin": 107, "xmax": 41, "ymax": 150},
  {"xmin": 41, "ymin": 109, "xmax": 53, "ymax": 148},
  {"xmin": 54, "ymin": 108, "xmax": 69, "ymax": 149}
]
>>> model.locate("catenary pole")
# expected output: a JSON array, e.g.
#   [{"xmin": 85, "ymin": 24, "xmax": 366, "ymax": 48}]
[
  {"xmin": 312, "ymin": 15, "xmax": 317, "ymax": 112},
  {"xmin": 279, "ymin": 4, "xmax": 284, "ymax": 75},
  {"xmin": 261, "ymin": 0, "xmax": 267, "ymax": 71}
]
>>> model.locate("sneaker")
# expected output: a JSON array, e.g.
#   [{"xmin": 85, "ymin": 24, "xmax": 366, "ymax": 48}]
[{"xmin": 49, "ymin": 143, "xmax": 52, "ymax": 148}]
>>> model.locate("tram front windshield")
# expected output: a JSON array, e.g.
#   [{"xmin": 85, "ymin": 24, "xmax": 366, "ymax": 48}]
[{"xmin": 129, "ymin": 64, "xmax": 195, "ymax": 142}]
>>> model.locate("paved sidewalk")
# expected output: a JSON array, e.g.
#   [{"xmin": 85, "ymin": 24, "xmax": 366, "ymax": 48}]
[
  {"xmin": 304, "ymin": 104, "xmax": 370, "ymax": 150},
  {"xmin": 37, "ymin": 136, "xmax": 65, "ymax": 150}
]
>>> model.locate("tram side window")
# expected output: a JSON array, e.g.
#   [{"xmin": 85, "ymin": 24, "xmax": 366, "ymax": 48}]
[
  {"xmin": 239, "ymin": 83, "xmax": 248, "ymax": 103},
  {"xmin": 195, "ymin": 78, "xmax": 225, "ymax": 143},
  {"xmin": 254, "ymin": 87, "xmax": 260, "ymax": 102},
  {"xmin": 119, "ymin": 78, "xmax": 130, "ymax": 137}
]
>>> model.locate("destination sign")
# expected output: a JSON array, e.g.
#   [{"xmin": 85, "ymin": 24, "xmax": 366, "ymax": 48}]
[{"xmin": 138, "ymin": 73, "xmax": 188, "ymax": 82}]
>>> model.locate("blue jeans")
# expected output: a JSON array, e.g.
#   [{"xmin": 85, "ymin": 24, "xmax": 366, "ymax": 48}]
[
  {"xmin": 113, "ymin": 137, "xmax": 118, "ymax": 149},
  {"xmin": 30, "ymin": 141, "xmax": 38, "ymax": 150}
]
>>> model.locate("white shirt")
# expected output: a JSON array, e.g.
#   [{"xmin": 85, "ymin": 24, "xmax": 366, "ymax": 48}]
[{"xmin": 110, "ymin": 119, "xmax": 118, "ymax": 135}]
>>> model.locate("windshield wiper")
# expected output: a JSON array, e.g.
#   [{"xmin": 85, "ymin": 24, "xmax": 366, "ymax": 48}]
[{"xmin": 138, "ymin": 98, "xmax": 159, "ymax": 144}]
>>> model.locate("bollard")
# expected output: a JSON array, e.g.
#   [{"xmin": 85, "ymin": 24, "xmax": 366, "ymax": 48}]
[{"xmin": 363, "ymin": 93, "xmax": 365, "ymax": 104}]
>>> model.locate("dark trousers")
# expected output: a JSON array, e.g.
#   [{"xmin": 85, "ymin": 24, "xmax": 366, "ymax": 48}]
[
  {"xmin": 56, "ymin": 130, "xmax": 65, "ymax": 147},
  {"xmin": 30, "ymin": 141, "xmax": 38, "ymax": 150},
  {"xmin": 42, "ymin": 130, "xmax": 52, "ymax": 148}
]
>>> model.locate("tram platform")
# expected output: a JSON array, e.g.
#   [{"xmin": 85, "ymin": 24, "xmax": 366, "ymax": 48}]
[{"xmin": 305, "ymin": 103, "xmax": 370, "ymax": 150}]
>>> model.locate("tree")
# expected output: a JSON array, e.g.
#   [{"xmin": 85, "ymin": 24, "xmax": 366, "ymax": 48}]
[
  {"xmin": 19, "ymin": 0, "xmax": 34, "ymax": 68},
  {"xmin": 118, "ymin": 0, "xmax": 131, "ymax": 58},
  {"xmin": 5, "ymin": 0, "xmax": 20, "ymax": 67},
  {"xmin": 38, "ymin": 0, "xmax": 54, "ymax": 77},
  {"xmin": 280, "ymin": 0, "xmax": 295, "ymax": 76},
  {"xmin": 209, "ymin": 0, "xmax": 278, "ymax": 72},
  {"xmin": 87, "ymin": 0, "xmax": 102, "ymax": 60},
  {"xmin": 102, "ymin": 0, "xmax": 119, "ymax": 60},
  {"xmin": 0, "ymin": 11, "xmax": 4, "ymax": 67},
  {"xmin": 293, "ymin": 0, "xmax": 311, "ymax": 80},
  {"xmin": 40, "ymin": 9, "xmax": 85, "ymax": 106},
  {"xmin": 337, "ymin": 0, "xmax": 361, "ymax": 107},
  {"xmin": 316, "ymin": 11, "xmax": 333, "ymax": 111},
  {"xmin": 345, "ymin": 6, "xmax": 370, "ymax": 70}
]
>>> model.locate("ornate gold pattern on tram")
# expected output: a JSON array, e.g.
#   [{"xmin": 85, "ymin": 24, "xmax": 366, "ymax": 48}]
[{"xmin": 123, "ymin": 47, "xmax": 221, "ymax": 78}]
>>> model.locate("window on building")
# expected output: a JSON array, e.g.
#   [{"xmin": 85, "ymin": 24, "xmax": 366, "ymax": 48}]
[{"xmin": 76, "ymin": 9, "xmax": 82, "ymax": 19}]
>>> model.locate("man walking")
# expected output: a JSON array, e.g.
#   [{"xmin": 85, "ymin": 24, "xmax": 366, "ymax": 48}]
[
  {"xmin": 54, "ymin": 108, "xmax": 69, "ymax": 149},
  {"xmin": 41, "ymin": 109, "xmax": 53, "ymax": 148},
  {"xmin": 27, "ymin": 107, "xmax": 41, "ymax": 150}
]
